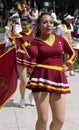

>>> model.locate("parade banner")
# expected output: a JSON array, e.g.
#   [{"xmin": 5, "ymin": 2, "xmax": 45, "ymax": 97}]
[{"xmin": 0, "ymin": 46, "xmax": 17, "ymax": 109}]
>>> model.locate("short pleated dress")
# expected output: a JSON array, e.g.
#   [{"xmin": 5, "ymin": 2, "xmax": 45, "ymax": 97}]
[
  {"xmin": 23, "ymin": 35, "xmax": 76, "ymax": 94},
  {"xmin": 15, "ymin": 30, "xmax": 36, "ymax": 67}
]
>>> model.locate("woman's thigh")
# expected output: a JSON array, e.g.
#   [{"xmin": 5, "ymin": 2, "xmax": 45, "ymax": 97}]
[
  {"xmin": 17, "ymin": 65, "xmax": 27, "ymax": 81},
  {"xmin": 33, "ymin": 92, "xmax": 50, "ymax": 120},
  {"xmin": 50, "ymin": 93, "xmax": 66, "ymax": 122}
]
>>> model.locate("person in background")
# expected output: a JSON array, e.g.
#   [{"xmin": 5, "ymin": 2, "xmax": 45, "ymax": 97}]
[
  {"xmin": 74, "ymin": 17, "xmax": 79, "ymax": 37},
  {"xmin": 4, "ymin": 12, "xmax": 22, "ymax": 50},
  {"xmin": 17, "ymin": 0, "xmax": 29, "ymax": 18},
  {"xmin": 21, "ymin": 12, "xmax": 76, "ymax": 130},
  {"xmin": 58, "ymin": 14, "xmax": 76, "ymax": 77},
  {"xmin": 50, "ymin": 9, "xmax": 57, "ymax": 22},
  {"xmin": 10, "ymin": 12, "xmax": 22, "ymax": 35},
  {"xmin": 52, "ymin": 13, "xmax": 66, "ymax": 37},
  {"xmin": 31, "ymin": 7, "xmax": 39, "ymax": 19},
  {"xmin": 7, "ymin": 16, "xmax": 36, "ymax": 107},
  {"xmin": 15, "ymin": 16, "xmax": 36, "ymax": 107},
  {"xmin": 29, "ymin": 7, "xmax": 38, "ymax": 29},
  {"xmin": 4, "ymin": 17, "xmax": 12, "ymax": 48},
  {"xmin": 39, "ymin": 8, "xmax": 48, "ymax": 15}
]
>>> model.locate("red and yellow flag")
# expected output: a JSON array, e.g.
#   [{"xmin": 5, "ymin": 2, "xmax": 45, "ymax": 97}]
[{"xmin": 0, "ymin": 45, "xmax": 17, "ymax": 109}]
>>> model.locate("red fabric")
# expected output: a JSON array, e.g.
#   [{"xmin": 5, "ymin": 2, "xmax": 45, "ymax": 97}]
[
  {"xmin": 0, "ymin": 42, "xmax": 5, "ymax": 55},
  {"xmin": 0, "ymin": 46, "xmax": 17, "ymax": 109}
]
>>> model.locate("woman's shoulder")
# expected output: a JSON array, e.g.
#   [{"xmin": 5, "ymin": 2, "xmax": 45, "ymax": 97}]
[
  {"xmin": 54, "ymin": 34, "xmax": 66, "ymax": 42},
  {"xmin": 54, "ymin": 34, "xmax": 63, "ymax": 38},
  {"xmin": 31, "ymin": 37, "xmax": 40, "ymax": 42},
  {"xmin": 30, "ymin": 37, "xmax": 43, "ymax": 45}
]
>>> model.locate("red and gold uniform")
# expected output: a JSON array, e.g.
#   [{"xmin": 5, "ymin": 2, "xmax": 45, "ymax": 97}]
[
  {"xmin": 15, "ymin": 29, "xmax": 36, "ymax": 67},
  {"xmin": 22, "ymin": 34, "xmax": 76, "ymax": 94}
]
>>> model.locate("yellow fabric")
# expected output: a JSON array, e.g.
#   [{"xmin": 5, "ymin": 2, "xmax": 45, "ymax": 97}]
[
  {"xmin": 17, "ymin": 4, "xmax": 22, "ymax": 11},
  {"xmin": 25, "ymin": 29, "xmax": 32, "ymax": 35},
  {"xmin": 22, "ymin": 41, "xmax": 29, "ymax": 48},
  {"xmin": 6, "ymin": 33, "xmax": 22, "ymax": 39},
  {"xmin": 36, "ymin": 35, "xmax": 55, "ymax": 47},
  {"xmin": 17, "ymin": 3, "xmax": 28, "ymax": 16},
  {"xmin": 59, "ymin": 24, "xmax": 72, "ymax": 41},
  {"xmin": 67, "ymin": 45, "xmax": 76, "ymax": 64},
  {"xmin": 63, "ymin": 64, "xmax": 68, "ymax": 70},
  {"xmin": 27, "ymin": 82, "xmax": 70, "ymax": 92},
  {"xmin": 0, "ymin": 42, "xmax": 6, "ymax": 44},
  {"xmin": 18, "ymin": 49, "xmax": 25, "ymax": 54},
  {"xmin": 36, "ymin": 64, "xmax": 63, "ymax": 71}
]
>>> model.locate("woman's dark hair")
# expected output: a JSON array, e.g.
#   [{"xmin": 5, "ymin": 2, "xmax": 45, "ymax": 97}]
[
  {"xmin": 37, "ymin": 12, "xmax": 52, "ymax": 24},
  {"xmin": 21, "ymin": 16, "xmax": 32, "ymax": 23},
  {"xmin": 36, "ymin": 12, "xmax": 53, "ymax": 37}
]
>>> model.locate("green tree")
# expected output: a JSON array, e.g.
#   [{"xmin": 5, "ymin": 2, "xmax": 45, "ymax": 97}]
[{"xmin": 1, "ymin": 0, "xmax": 79, "ymax": 23}]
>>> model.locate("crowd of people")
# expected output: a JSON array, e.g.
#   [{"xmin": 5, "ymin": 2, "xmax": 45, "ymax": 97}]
[{"xmin": 0, "ymin": 0, "xmax": 79, "ymax": 130}]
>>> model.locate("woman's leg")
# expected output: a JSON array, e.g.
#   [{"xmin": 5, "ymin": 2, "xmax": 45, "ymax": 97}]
[
  {"xmin": 17, "ymin": 65, "xmax": 27, "ymax": 99},
  {"xmin": 33, "ymin": 92, "xmax": 50, "ymax": 130},
  {"xmin": 50, "ymin": 93, "xmax": 66, "ymax": 130}
]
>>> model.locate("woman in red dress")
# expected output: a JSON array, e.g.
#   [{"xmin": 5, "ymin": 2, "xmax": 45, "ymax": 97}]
[
  {"xmin": 21, "ymin": 12, "xmax": 76, "ymax": 130},
  {"xmin": 15, "ymin": 16, "xmax": 36, "ymax": 107}
]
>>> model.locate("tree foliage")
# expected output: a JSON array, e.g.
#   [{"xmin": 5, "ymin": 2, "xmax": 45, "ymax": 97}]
[{"xmin": 0, "ymin": 0, "xmax": 79, "ymax": 19}]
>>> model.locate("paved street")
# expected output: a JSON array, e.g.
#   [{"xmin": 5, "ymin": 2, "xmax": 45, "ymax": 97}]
[{"xmin": 0, "ymin": 71, "xmax": 79, "ymax": 130}]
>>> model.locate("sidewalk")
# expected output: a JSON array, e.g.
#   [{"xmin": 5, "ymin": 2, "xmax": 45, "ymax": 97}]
[{"xmin": 0, "ymin": 71, "xmax": 79, "ymax": 130}]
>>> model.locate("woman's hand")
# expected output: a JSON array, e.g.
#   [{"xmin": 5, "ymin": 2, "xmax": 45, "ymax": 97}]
[{"xmin": 62, "ymin": 64, "xmax": 68, "ymax": 71}]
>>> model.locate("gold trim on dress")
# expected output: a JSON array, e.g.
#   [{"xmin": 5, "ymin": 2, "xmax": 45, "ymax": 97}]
[
  {"xmin": 25, "ymin": 29, "xmax": 32, "ymax": 35},
  {"xmin": 27, "ymin": 82, "xmax": 70, "ymax": 92},
  {"xmin": 36, "ymin": 35, "xmax": 55, "ymax": 47},
  {"xmin": 36, "ymin": 64, "xmax": 63, "ymax": 71}
]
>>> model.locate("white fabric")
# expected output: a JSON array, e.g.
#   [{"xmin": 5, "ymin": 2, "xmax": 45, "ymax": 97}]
[
  {"xmin": 64, "ymin": 15, "xmax": 74, "ymax": 20},
  {"xmin": 29, "ymin": 78, "xmax": 69, "ymax": 87},
  {"xmin": 51, "ymin": 12, "xmax": 57, "ymax": 21},
  {"xmin": 4, "ymin": 26, "xmax": 12, "ymax": 47},
  {"xmin": 10, "ymin": 12, "xmax": 19, "ymax": 19},
  {"xmin": 13, "ymin": 24, "xmax": 22, "ymax": 34}
]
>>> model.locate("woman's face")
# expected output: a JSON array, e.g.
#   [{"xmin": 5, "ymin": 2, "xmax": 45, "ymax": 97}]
[
  {"xmin": 66, "ymin": 19, "xmax": 72, "ymax": 24},
  {"xmin": 21, "ymin": 21, "xmax": 31, "ymax": 32},
  {"xmin": 38, "ymin": 14, "xmax": 54, "ymax": 36}
]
